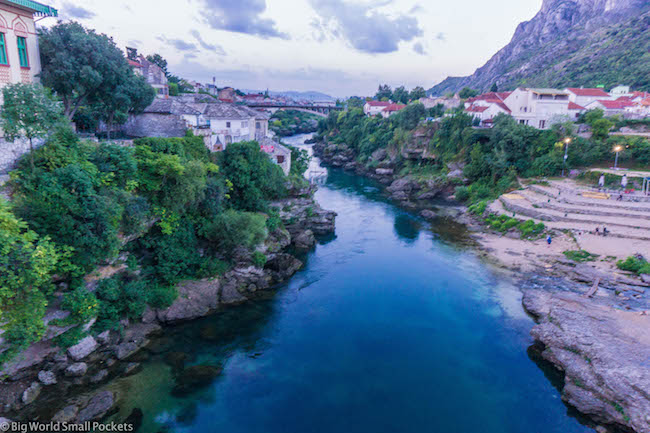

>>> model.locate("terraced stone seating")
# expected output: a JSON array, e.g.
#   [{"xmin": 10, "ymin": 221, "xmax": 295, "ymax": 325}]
[{"xmin": 488, "ymin": 180, "xmax": 650, "ymax": 248}]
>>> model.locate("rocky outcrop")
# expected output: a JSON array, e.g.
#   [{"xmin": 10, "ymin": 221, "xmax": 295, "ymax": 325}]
[
  {"xmin": 523, "ymin": 289, "xmax": 650, "ymax": 432},
  {"xmin": 157, "ymin": 278, "xmax": 221, "ymax": 323},
  {"xmin": 77, "ymin": 391, "xmax": 116, "ymax": 423}
]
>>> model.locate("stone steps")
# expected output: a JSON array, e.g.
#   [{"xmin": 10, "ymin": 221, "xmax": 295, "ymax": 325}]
[
  {"xmin": 528, "ymin": 184, "xmax": 650, "ymax": 211},
  {"xmin": 518, "ymin": 189, "xmax": 650, "ymax": 220}
]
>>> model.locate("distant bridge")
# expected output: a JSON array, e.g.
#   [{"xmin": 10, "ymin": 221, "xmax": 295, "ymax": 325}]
[{"xmin": 245, "ymin": 103, "xmax": 343, "ymax": 117}]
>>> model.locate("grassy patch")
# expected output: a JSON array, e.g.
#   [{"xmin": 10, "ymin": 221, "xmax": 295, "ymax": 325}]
[{"xmin": 563, "ymin": 250, "xmax": 599, "ymax": 263}]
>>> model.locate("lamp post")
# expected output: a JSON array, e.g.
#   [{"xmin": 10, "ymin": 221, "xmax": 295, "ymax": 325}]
[
  {"xmin": 613, "ymin": 145, "xmax": 623, "ymax": 169},
  {"xmin": 561, "ymin": 137, "xmax": 571, "ymax": 177}
]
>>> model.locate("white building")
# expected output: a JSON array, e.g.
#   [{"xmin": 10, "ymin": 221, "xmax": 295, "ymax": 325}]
[
  {"xmin": 565, "ymin": 88, "xmax": 611, "ymax": 107},
  {"xmin": 0, "ymin": 0, "xmax": 57, "ymax": 97},
  {"xmin": 503, "ymin": 88, "xmax": 571, "ymax": 129},
  {"xmin": 363, "ymin": 100, "xmax": 391, "ymax": 116},
  {"xmin": 585, "ymin": 99, "xmax": 636, "ymax": 117},
  {"xmin": 201, "ymin": 103, "xmax": 270, "ymax": 151},
  {"xmin": 610, "ymin": 85, "xmax": 631, "ymax": 97}
]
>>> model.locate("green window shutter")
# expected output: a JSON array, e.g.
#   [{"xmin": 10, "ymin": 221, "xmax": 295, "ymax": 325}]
[
  {"xmin": 0, "ymin": 34, "xmax": 6, "ymax": 65},
  {"xmin": 17, "ymin": 37, "xmax": 28, "ymax": 67}
]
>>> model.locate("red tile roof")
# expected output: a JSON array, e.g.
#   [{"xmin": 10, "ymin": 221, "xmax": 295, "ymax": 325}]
[
  {"xmin": 568, "ymin": 102, "xmax": 586, "ymax": 110},
  {"xmin": 597, "ymin": 99, "xmax": 635, "ymax": 109},
  {"xmin": 465, "ymin": 105, "xmax": 489, "ymax": 113},
  {"xmin": 383, "ymin": 103, "xmax": 406, "ymax": 112},
  {"xmin": 367, "ymin": 100, "xmax": 392, "ymax": 107},
  {"xmin": 127, "ymin": 59, "xmax": 142, "ymax": 67},
  {"xmin": 566, "ymin": 88, "xmax": 609, "ymax": 97}
]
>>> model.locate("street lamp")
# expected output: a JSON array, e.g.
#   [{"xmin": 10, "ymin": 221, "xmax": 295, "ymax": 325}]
[
  {"xmin": 561, "ymin": 137, "xmax": 572, "ymax": 177},
  {"xmin": 613, "ymin": 145, "xmax": 623, "ymax": 169}
]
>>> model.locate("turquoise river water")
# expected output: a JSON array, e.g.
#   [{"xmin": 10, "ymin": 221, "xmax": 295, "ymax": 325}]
[{"xmin": 102, "ymin": 134, "xmax": 594, "ymax": 433}]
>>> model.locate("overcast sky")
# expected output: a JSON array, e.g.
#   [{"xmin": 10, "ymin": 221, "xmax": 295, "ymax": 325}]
[{"xmin": 46, "ymin": 0, "xmax": 542, "ymax": 97}]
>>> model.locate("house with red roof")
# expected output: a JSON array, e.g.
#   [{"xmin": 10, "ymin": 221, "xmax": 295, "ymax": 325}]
[
  {"xmin": 364, "ymin": 100, "xmax": 392, "ymax": 116},
  {"xmin": 380, "ymin": 103, "xmax": 406, "ymax": 118},
  {"xmin": 463, "ymin": 91, "xmax": 512, "ymax": 127},
  {"xmin": 565, "ymin": 88, "xmax": 612, "ymax": 107},
  {"xmin": 126, "ymin": 47, "xmax": 169, "ymax": 99},
  {"xmin": 567, "ymin": 101, "xmax": 587, "ymax": 119},
  {"xmin": 585, "ymin": 99, "xmax": 636, "ymax": 116}
]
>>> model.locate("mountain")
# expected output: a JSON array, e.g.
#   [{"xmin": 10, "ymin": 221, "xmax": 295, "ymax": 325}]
[{"xmin": 428, "ymin": 0, "xmax": 650, "ymax": 95}]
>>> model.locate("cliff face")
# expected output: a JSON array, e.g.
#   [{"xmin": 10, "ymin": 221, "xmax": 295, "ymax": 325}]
[{"xmin": 429, "ymin": 0, "xmax": 650, "ymax": 95}]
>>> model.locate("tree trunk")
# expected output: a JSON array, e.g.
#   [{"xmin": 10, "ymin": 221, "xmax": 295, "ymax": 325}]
[{"xmin": 29, "ymin": 137, "xmax": 34, "ymax": 169}]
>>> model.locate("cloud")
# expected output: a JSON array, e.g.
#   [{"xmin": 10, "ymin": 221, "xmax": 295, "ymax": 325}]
[
  {"xmin": 157, "ymin": 36, "xmax": 197, "ymax": 52},
  {"xmin": 435, "ymin": 32, "xmax": 446, "ymax": 41},
  {"xmin": 409, "ymin": 4, "xmax": 424, "ymax": 14},
  {"xmin": 309, "ymin": 0, "xmax": 423, "ymax": 54},
  {"xmin": 190, "ymin": 30, "xmax": 226, "ymax": 55},
  {"xmin": 198, "ymin": 0, "xmax": 289, "ymax": 39},
  {"xmin": 62, "ymin": 2, "xmax": 95, "ymax": 19},
  {"xmin": 413, "ymin": 41, "xmax": 426, "ymax": 55}
]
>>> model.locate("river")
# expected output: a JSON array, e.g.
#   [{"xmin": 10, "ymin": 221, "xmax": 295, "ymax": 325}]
[{"xmin": 103, "ymin": 133, "xmax": 593, "ymax": 432}]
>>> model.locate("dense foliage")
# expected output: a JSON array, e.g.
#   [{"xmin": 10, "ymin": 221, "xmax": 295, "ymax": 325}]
[
  {"xmin": 269, "ymin": 110, "xmax": 321, "ymax": 136},
  {"xmin": 39, "ymin": 21, "xmax": 155, "ymax": 131},
  {"xmin": 318, "ymin": 103, "xmax": 650, "ymax": 205},
  {"xmin": 1, "ymin": 130, "xmax": 290, "ymax": 364}
]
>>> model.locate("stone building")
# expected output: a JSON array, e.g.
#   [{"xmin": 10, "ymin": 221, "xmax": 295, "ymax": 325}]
[
  {"xmin": 122, "ymin": 98, "xmax": 204, "ymax": 138},
  {"xmin": 126, "ymin": 47, "xmax": 169, "ymax": 99}
]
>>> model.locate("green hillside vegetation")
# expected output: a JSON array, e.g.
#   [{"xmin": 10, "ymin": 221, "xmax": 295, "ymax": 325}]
[
  {"xmin": 0, "ymin": 127, "xmax": 292, "ymax": 365},
  {"xmin": 510, "ymin": 12, "xmax": 650, "ymax": 91},
  {"xmin": 318, "ymin": 105, "xmax": 650, "ymax": 205},
  {"xmin": 270, "ymin": 110, "xmax": 321, "ymax": 136}
]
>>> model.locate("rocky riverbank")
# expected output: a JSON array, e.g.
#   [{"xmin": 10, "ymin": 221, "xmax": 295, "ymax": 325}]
[
  {"xmin": 0, "ymin": 185, "xmax": 335, "ymax": 425},
  {"xmin": 313, "ymin": 137, "xmax": 650, "ymax": 433}
]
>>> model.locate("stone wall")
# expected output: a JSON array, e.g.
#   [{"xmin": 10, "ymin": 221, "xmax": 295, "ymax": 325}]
[
  {"xmin": 0, "ymin": 138, "xmax": 45, "ymax": 175},
  {"xmin": 122, "ymin": 113, "xmax": 187, "ymax": 138}
]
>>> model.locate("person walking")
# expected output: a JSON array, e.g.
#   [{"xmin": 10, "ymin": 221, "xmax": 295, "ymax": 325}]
[
  {"xmin": 598, "ymin": 173, "xmax": 605, "ymax": 190},
  {"xmin": 547, "ymin": 235, "xmax": 552, "ymax": 246},
  {"xmin": 603, "ymin": 227, "xmax": 608, "ymax": 237},
  {"xmin": 621, "ymin": 174, "xmax": 628, "ymax": 191}
]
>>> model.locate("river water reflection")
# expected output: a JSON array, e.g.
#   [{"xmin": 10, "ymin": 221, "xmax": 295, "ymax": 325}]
[{"xmin": 105, "ymin": 133, "xmax": 593, "ymax": 433}]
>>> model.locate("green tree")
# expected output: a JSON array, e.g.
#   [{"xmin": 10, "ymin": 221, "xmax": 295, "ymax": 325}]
[
  {"xmin": 1, "ymin": 83, "xmax": 62, "ymax": 168},
  {"xmin": 0, "ymin": 199, "xmax": 60, "ymax": 364},
  {"xmin": 458, "ymin": 87, "xmax": 480, "ymax": 99},
  {"xmin": 490, "ymin": 83, "xmax": 499, "ymax": 92},
  {"xmin": 219, "ymin": 142, "xmax": 286, "ymax": 211},
  {"xmin": 409, "ymin": 86, "xmax": 427, "ymax": 101},
  {"xmin": 392, "ymin": 86, "xmax": 410, "ymax": 104},
  {"xmin": 375, "ymin": 84, "xmax": 392, "ymax": 101},
  {"xmin": 95, "ymin": 72, "xmax": 155, "ymax": 139},
  {"xmin": 39, "ymin": 21, "xmax": 135, "ymax": 120},
  {"xmin": 592, "ymin": 118, "xmax": 614, "ymax": 140}
]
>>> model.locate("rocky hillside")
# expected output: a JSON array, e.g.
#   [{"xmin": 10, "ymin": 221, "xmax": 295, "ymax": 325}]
[{"xmin": 429, "ymin": 0, "xmax": 650, "ymax": 95}]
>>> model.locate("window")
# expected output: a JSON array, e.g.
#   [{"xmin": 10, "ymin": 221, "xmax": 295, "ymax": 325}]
[
  {"xmin": 0, "ymin": 34, "xmax": 7, "ymax": 65},
  {"xmin": 539, "ymin": 120, "xmax": 546, "ymax": 129},
  {"xmin": 17, "ymin": 37, "xmax": 28, "ymax": 68},
  {"xmin": 256, "ymin": 122, "xmax": 261, "ymax": 129},
  {"xmin": 276, "ymin": 155, "xmax": 285, "ymax": 164},
  {"xmin": 226, "ymin": 122, "xmax": 231, "ymax": 128}
]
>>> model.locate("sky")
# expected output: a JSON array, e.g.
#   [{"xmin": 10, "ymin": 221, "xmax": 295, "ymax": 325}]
[{"xmin": 45, "ymin": 0, "xmax": 543, "ymax": 97}]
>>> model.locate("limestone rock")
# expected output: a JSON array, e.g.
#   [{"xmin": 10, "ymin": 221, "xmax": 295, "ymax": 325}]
[
  {"xmin": 419, "ymin": 210, "xmax": 437, "ymax": 220},
  {"xmin": 157, "ymin": 278, "xmax": 220, "ymax": 323},
  {"xmin": 52, "ymin": 405, "xmax": 79, "ymax": 423},
  {"xmin": 172, "ymin": 365, "xmax": 222, "ymax": 396},
  {"xmin": 21, "ymin": 382, "xmax": 41, "ymax": 405},
  {"xmin": 67, "ymin": 336, "xmax": 98, "ymax": 361},
  {"xmin": 90, "ymin": 369, "xmax": 108, "ymax": 384},
  {"xmin": 65, "ymin": 362, "xmax": 88, "ymax": 377},
  {"xmin": 523, "ymin": 289, "xmax": 650, "ymax": 432},
  {"xmin": 77, "ymin": 391, "xmax": 116, "ymax": 423},
  {"xmin": 294, "ymin": 229, "xmax": 316, "ymax": 250},
  {"xmin": 37, "ymin": 370, "xmax": 57, "ymax": 385}
]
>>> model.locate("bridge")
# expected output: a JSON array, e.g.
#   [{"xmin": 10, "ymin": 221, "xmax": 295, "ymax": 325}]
[{"xmin": 245, "ymin": 103, "xmax": 343, "ymax": 118}]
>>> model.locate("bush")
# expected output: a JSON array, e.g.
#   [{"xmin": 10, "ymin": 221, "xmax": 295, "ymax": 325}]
[
  {"xmin": 616, "ymin": 256, "xmax": 646, "ymax": 273},
  {"xmin": 62, "ymin": 287, "xmax": 98, "ymax": 323},
  {"xmin": 563, "ymin": 250, "xmax": 599, "ymax": 262},
  {"xmin": 468, "ymin": 201, "xmax": 487, "ymax": 215},
  {"xmin": 252, "ymin": 251, "xmax": 267, "ymax": 268},
  {"xmin": 454, "ymin": 186, "xmax": 470, "ymax": 202},
  {"xmin": 54, "ymin": 325, "xmax": 86, "ymax": 349}
]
